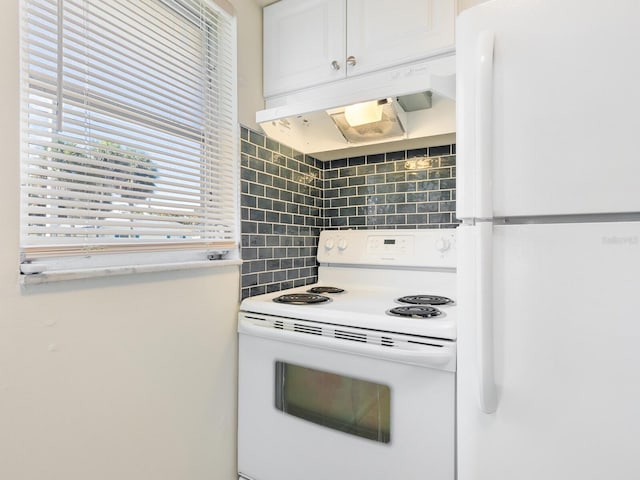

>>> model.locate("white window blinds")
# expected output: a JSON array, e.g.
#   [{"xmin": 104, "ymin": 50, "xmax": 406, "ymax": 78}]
[{"xmin": 20, "ymin": 0, "xmax": 238, "ymax": 278}]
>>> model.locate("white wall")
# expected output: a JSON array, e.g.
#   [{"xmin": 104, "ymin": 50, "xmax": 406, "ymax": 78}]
[{"xmin": 0, "ymin": 1, "xmax": 255, "ymax": 479}]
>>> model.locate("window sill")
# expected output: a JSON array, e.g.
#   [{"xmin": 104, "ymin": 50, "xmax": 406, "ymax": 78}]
[{"xmin": 20, "ymin": 259, "xmax": 243, "ymax": 285}]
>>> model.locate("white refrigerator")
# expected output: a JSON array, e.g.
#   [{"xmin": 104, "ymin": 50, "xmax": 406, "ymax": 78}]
[{"xmin": 456, "ymin": 0, "xmax": 640, "ymax": 479}]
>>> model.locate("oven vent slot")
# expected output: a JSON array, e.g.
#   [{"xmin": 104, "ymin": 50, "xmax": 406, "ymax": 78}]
[
  {"xmin": 381, "ymin": 336, "xmax": 394, "ymax": 347},
  {"xmin": 273, "ymin": 320, "xmax": 284, "ymax": 330},
  {"xmin": 334, "ymin": 329, "xmax": 367, "ymax": 343},
  {"xmin": 408, "ymin": 340, "xmax": 443, "ymax": 348},
  {"xmin": 294, "ymin": 323, "xmax": 322, "ymax": 336}
]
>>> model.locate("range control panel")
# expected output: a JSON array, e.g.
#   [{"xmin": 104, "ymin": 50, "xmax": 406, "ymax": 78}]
[
  {"xmin": 366, "ymin": 235, "xmax": 415, "ymax": 256},
  {"xmin": 317, "ymin": 229, "xmax": 456, "ymax": 268}
]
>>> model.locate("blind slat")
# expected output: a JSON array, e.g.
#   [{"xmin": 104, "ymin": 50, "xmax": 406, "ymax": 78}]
[
  {"xmin": 23, "ymin": 140, "xmax": 236, "ymax": 186},
  {"xmin": 24, "ymin": 196, "xmax": 238, "ymax": 219},
  {"xmin": 23, "ymin": 138, "xmax": 237, "ymax": 178},
  {"xmin": 22, "ymin": 240, "xmax": 237, "ymax": 256}
]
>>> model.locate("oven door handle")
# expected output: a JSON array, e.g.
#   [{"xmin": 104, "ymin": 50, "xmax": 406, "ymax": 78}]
[{"xmin": 239, "ymin": 318, "xmax": 455, "ymax": 370}]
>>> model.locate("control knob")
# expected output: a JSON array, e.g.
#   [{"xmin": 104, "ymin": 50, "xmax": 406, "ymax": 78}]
[
  {"xmin": 337, "ymin": 239, "xmax": 348, "ymax": 251},
  {"xmin": 435, "ymin": 237, "xmax": 451, "ymax": 253},
  {"xmin": 324, "ymin": 238, "xmax": 335, "ymax": 250}
]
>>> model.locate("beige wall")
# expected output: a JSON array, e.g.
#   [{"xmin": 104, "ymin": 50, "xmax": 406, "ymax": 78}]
[
  {"xmin": 0, "ymin": 1, "xmax": 245, "ymax": 479},
  {"xmin": 458, "ymin": 0, "xmax": 490, "ymax": 12},
  {"xmin": 235, "ymin": 0, "xmax": 265, "ymax": 130}
]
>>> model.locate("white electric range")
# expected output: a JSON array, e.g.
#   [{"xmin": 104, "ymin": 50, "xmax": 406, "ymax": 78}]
[{"xmin": 238, "ymin": 228, "xmax": 457, "ymax": 480}]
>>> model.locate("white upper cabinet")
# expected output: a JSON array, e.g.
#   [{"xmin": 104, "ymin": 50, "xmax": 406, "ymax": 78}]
[
  {"xmin": 263, "ymin": 0, "xmax": 346, "ymax": 97},
  {"xmin": 263, "ymin": 0, "xmax": 455, "ymax": 98},
  {"xmin": 347, "ymin": 0, "xmax": 455, "ymax": 76}
]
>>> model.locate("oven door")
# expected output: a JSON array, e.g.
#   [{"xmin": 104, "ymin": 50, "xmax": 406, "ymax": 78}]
[{"xmin": 238, "ymin": 312, "xmax": 456, "ymax": 480}]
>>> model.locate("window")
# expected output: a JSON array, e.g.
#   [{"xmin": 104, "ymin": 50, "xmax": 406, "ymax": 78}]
[
  {"xmin": 275, "ymin": 361, "xmax": 391, "ymax": 443},
  {"xmin": 20, "ymin": 0, "xmax": 238, "ymax": 280}
]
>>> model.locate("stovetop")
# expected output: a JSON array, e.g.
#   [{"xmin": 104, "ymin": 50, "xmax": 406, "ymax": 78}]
[{"xmin": 240, "ymin": 282, "xmax": 457, "ymax": 340}]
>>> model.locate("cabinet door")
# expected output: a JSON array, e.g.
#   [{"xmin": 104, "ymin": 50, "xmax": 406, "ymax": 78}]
[
  {"xmin": 263, "ymin": 0, "xmax": 346, "ymax": 97},
  {"xmin": 346, "ymin": 0, "xmax": 455, "ymax": 77}
]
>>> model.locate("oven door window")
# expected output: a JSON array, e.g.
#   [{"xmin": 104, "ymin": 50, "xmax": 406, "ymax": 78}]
[{"xmin": 275, "ymin": 361, "xmax": 391, "ymax": 443}]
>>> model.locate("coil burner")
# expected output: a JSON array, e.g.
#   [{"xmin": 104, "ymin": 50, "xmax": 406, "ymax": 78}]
[
  {"xmin": 307, "ymin": 286, "xmax": 345, "ymax": 294},
  {"xmin": 388, "ymin": 305, "xmax": 443, "ymax": 318},
  {"xmin": 273, "ymin": 293, "xmax": 331, "ymax": 305},
  {"xmin": 396, "ymin": 295, "xmax": 454, "ymax": 306}
]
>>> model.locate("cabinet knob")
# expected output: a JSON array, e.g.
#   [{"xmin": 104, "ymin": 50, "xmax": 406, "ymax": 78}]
[
  {"xmin": 330, "ymin": 60, "xmax": 341, "ymax": 71},
  {"xmin": 346, "ymin": 55, "xmax": 357, "ymax": 67}
]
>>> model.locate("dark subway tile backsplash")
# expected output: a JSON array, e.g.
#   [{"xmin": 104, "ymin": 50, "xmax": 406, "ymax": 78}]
[
  {"xmin": 240, "ymin": 127, "xmax": 322, "ymax": 299},
  {"xmin": 239, "ymin": 125, "xmax": 457, "ymax": 299},
  {"xmin": 322, "ymin": 152, "xmax": 457, "ymax": 230}
]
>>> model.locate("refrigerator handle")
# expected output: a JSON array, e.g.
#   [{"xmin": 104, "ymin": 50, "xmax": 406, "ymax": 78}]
[
  {"xmin": 477, "ymin": 221, "xmax": 498, "ymax": 413},
  {"xmin": 475, "ymin": 30, "xmax": 495, "ymax": 219},
  {"xmin": 474, "ymin": 30, "xmax": 498, "ymax": 414}
]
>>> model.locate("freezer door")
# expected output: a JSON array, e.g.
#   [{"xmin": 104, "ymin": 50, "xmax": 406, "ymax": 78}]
[
  {"xmin": 456, "ymin": 0, "xmax": 640, "ymax": 219},
  {"xmin": 457, "ymin": 221, "xmax": 640, "ymax": 479}
]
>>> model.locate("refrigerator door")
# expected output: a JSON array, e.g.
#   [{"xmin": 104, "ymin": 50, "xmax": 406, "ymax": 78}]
[
  {"xmin": 456, "ymin": 0, "xmax": 640, "ymax": 219},
  {"xmin": 457, "ymin": 221, "xmax": 640, "ymax": 479}
]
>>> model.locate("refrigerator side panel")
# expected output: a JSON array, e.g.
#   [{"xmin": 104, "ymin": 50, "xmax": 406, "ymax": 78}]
[
  {"xmin": 457, "ymin": 0, "xmax": 640, "ymax": 217},
  {"xmin": 458, "ymin": 221, "xmax": 640, "ymax": 480},
  {"xmin": 456, "ymin": 223, "xmax": 484, "ymax": 473},
  {"xmin": 454, "ymin": 15, "xmax": 476, "ymax": 220}
]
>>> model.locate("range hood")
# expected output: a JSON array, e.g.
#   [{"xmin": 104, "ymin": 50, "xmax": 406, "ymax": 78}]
[{"xmin": 257, "ymin": 55, "xmax": 456, "ymax": 160}]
